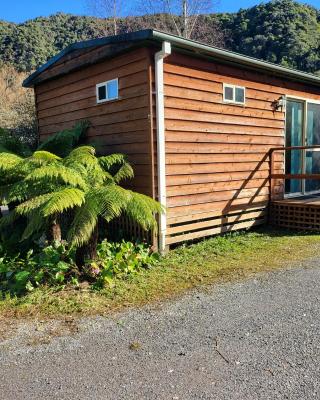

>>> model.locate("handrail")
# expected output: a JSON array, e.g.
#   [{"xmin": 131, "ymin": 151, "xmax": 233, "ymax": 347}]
[
  {"xmin": 269, "ymin": 145, "xmax": 320, "ymax": 201},
  {"xmin": 270, "ymin": 145, "xmax": 320, "ymax": 152},
  {"xmin": 269, "ymin": 145, "xmax": 320, "ymax": 180}
]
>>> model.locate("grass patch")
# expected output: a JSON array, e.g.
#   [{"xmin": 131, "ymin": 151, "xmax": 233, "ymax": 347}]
[{"xmin": 1, "ymin": 227, "xmax": 320, "ymax": 320}]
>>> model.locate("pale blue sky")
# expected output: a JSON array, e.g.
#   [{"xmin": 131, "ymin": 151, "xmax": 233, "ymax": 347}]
[{"xmin": 1, "ymin": 0, "xmax": 319, "ymax": 23}]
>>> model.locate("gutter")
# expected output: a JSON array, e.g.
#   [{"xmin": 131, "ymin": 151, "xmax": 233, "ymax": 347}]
[
  {"xmin": 151, "ymin": 30, "xmax": 320, "ymax": 88},
  {"xmin": 155, "ymin": 41, "xmax": 171, "ymax": 254},
  {"xmin": 24, "ymin": 29, "xmax": 320, "ymax": 89}
]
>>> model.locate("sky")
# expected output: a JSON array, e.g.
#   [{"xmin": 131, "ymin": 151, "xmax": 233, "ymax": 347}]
[{"xmin": 1, "ymin": 0, "xmax": 320, "ymax": 24}]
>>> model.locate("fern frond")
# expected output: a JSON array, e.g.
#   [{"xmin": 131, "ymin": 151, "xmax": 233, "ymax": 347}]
[
  {"xmin": 0, "ymin": 209, "xmax": 20, "ymax": 229},
  {"xmin": 125, "ymin": 191, "xmax": 163, "ymax": 230},
  {"xmin": 64, "ymin": 146, "xmax": 96, "ymax": 166},
  {"xmin": 0, "ymin": 153, "xmax": 23, "ymax": 171},
  {"xmin": 25, "ymin": 164, "xmax": 87, "ymax": 190},
  {"xmin": 38, "ymin": 120, "xmax": 90, "ymax": 157},
  {"xmin": 21, "ymin": 211, "xmax": 45, "ymax": 241},
  {"xmin": 5, "ymin": 180, "xmax": 31, "ymax": 203},
  {"xmin": 112, "ymin": 162, "xmax": 134, "ymax": 183},
  {"xmin": 16, "ymin": 193, "xmax": 54, "ymax": 215},
  {"xmin": 90, "ymin": 185, "xmax": 130, "ymax": 221},
  {"xmin": 67, "ymin": 199, "xmax": 99, "ymax": 247},
  {"xmin": 41, "ymin": 188, "xmax": 85, "ymax": 217},
  {"xmin": 32, "ymin": 151, "xmax": 61, "ymax": 162},
  {"xmin": 99, "ymin": 153, "xmax": 127, "ymax": 170}
]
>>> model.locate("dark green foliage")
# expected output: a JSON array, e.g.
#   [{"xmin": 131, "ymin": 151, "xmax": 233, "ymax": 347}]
[
  {"xmin": 38, "ymin": 120, "xmax": 90, "ymax": 157},
  {"xmin": 222, "ymin": 0, "xmax": 320, "ymax": 73},
  {"xmin": 0, "ymin": 1, "xmax": 319, "ymax": 74},
  {"xmin": 0, "ymin": 240, "xmax": 157, "ymax": 295},
  {"xmin": 0, "ymin": 127, "xmax": 32, "ymax": 156},
  {"xmin": 0, "ymin": 13, "xmax": 105, "ymax": 72},
  {"xmin": 0, "ymin": 242, "xmax": 78, "ymax": 294}
]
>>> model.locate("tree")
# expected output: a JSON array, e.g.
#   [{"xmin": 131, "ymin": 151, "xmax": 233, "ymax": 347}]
[
  {"xmin": 86, "ymin": 0, "xmax": 128, "ymax": 35},
  {"xmin": 223, "ymin": 0, "xmax": 320, "ymax": 72},
  {"xmin": 0, "ymin": 121, "xmax": 90, "ymax": 252},
  {"xmin": 1, "ymin": 2, "xmax": 320, "ymax": 74},
  {"xmin": 136, "ymin": 0, "xmax": 216, "ymax": 39},
  {"xmin": 0, "ymin": 145, "xmax": 161, "ymax": 267}
]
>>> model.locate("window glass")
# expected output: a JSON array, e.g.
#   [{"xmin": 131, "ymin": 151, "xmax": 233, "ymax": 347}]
[
  {"xmin": 98, "ymin": 85, "xmax": 107, "ymax": 101},
  {"xmin": 224, "ymin": 86, "xmax": 234, "ymax": 101},
  {"xmin": 96, "ymin": 79, "xmax": 119, "ymax": 103},
  {"xmin": 235, "ymin": 87, "xmax": 245, "ymax": 103},
  {"xmin": 107, "ymin": 79, "xmax": 118, "ymax": 100}
]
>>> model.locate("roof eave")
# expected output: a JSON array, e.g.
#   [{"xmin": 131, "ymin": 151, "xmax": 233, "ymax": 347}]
[
  {"xmin": 150, "ymin": 30, "xmax": 320, "ymax": 88},
  {"xmin": 23, "ymin": 28, "xmax": 320, "ymax": 89},
  {"xmin": 23, "ymin": 29, "xmax": 155, "ymax": 88}
]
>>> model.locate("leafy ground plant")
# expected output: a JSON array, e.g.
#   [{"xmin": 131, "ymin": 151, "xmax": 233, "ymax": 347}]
[
  {"xmin": 0, "ymin": 240, "xmax": 156, "ymax": 295},
  {"xmin": 1, "ymin": 227, "xmax": 320, "ymax": 319},
  {"xmin": 88, "ymin": 240, "xmax": 160, "ymax": 288}
]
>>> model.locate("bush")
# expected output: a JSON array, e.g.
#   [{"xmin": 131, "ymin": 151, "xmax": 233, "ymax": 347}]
[
  {"xmin": 0, "ymin": 242, "xmax": 77, "ymax": 294},
  {"xmin": 88, "ymin": 240, "xmax": 160, "ymax": 288},
  {"xmin": 0, "ymin": 240, "xmax": 159, "ymax": 295}
]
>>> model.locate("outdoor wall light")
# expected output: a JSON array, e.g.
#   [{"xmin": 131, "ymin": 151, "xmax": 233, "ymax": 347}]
[{"xmin": 272, "ymin": 96, "xmax": 286, "ymax": 111}]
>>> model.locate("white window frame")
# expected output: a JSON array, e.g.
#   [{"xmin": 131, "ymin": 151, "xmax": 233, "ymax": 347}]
[
  {"xmin": 223, "ymin": 83, "xmax": 246, "ymax": 105},
  {"xmin": 96, "ymin": 78, "xmax": 119, "ymax": 104}
]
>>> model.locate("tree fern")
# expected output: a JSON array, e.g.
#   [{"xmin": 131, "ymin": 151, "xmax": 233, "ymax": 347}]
[
  {"xmin": 37, "ymin": 120, "xmax": 90, "ymax": 157},
  {"xmin": 1, "ymin": 130, "xmax": 162, "ymax": 264}
]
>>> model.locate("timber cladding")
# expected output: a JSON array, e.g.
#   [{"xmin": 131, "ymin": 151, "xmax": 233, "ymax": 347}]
[
  {"xmin": 35, "ymin": 47, "xmax": 155, "ymax": 198},
  {"xmin": 161, "ymin": 52, "xmax": 320, "ymax": 245},
  {"xmin": 32, "ymin": 37, "xmax": 320, "ymax": 248}
]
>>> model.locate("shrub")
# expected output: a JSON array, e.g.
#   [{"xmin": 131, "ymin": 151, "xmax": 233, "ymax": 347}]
[
  {"xmin": 0, "ymin": 241, "xmax": 78, "ymax": 294},
  {"xmin": 0, "ymin": 240, "xmax": 159, "ymax": 295},
  {"xmin": 88, "ymin": 240, "xmax": 160, "ymax": 288}
]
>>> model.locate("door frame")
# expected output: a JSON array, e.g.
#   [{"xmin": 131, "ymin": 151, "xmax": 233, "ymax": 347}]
[{"xmin": 284, "ymin": 95, "xmax": 320, "ymax": 198}]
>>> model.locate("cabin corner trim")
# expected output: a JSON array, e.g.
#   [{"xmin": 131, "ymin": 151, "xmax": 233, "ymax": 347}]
[{"xmin": 155, "ymin": 41, "xmax": 171, "ymax": 253}]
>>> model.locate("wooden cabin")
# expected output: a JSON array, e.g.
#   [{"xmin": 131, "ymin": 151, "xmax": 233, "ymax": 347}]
[{"xmin": 23, "ymin": 29, "xmax": 320, "ymax": 252}]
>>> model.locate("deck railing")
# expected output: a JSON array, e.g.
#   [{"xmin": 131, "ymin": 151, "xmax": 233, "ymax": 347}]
[{"xmin": 269, "ymin": 145, "xmax": 320, "ymax": 200}]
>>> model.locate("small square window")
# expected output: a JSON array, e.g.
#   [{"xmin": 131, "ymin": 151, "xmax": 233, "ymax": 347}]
[
  {"xmin": 223, "ymin": 84, "xmax": 245, "ymax": 105},
  {"xmin": 96, "ymin": 79, "xmax": 119, "ymax": 103}
]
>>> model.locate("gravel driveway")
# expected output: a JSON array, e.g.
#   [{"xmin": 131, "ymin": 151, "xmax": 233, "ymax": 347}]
[{"xmin": 1, "ymin": 259, "xmax": 320, "ymax": 400}]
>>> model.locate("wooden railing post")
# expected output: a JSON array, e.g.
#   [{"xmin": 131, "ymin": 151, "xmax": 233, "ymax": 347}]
[{"xmin": 269, "ymin": 149, "xmax": 275, "ymax": 202}]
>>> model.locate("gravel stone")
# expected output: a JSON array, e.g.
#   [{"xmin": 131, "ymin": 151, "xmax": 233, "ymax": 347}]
[{"xmin": 1, "ymin": 258, "xmax": 320, "ymax": 399}]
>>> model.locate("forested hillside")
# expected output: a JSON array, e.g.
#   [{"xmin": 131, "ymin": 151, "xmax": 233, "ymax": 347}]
[{"xmin": 0, "ymin": 0, "xmax": 319, "ymax": 74}]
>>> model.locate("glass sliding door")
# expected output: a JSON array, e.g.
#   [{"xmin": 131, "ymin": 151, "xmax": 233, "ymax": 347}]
[
  {"xmin": 285, "ymin": 99, "xmax": 320, "ymax": 196},
  {"xmin": 305, "ymin": 103, "xmax": 320, "ymax": 193},
  {"xmin": 285, "ymin": 100, "xmax": 304, "ymax": 195}
]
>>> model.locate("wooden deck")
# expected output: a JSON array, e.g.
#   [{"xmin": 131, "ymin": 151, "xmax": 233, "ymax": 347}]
[{"xmin": 270, "ymin": 195, "xmax": 320, "ymax": 231}]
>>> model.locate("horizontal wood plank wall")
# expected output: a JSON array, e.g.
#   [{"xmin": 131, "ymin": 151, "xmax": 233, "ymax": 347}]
[
  {"xmin": 163, "ymin": 52, "xmax": 320, "ymax": 245},
  {"xmin": 35, "ymin": 47, "xmax": 154, "ymax": 198}
]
